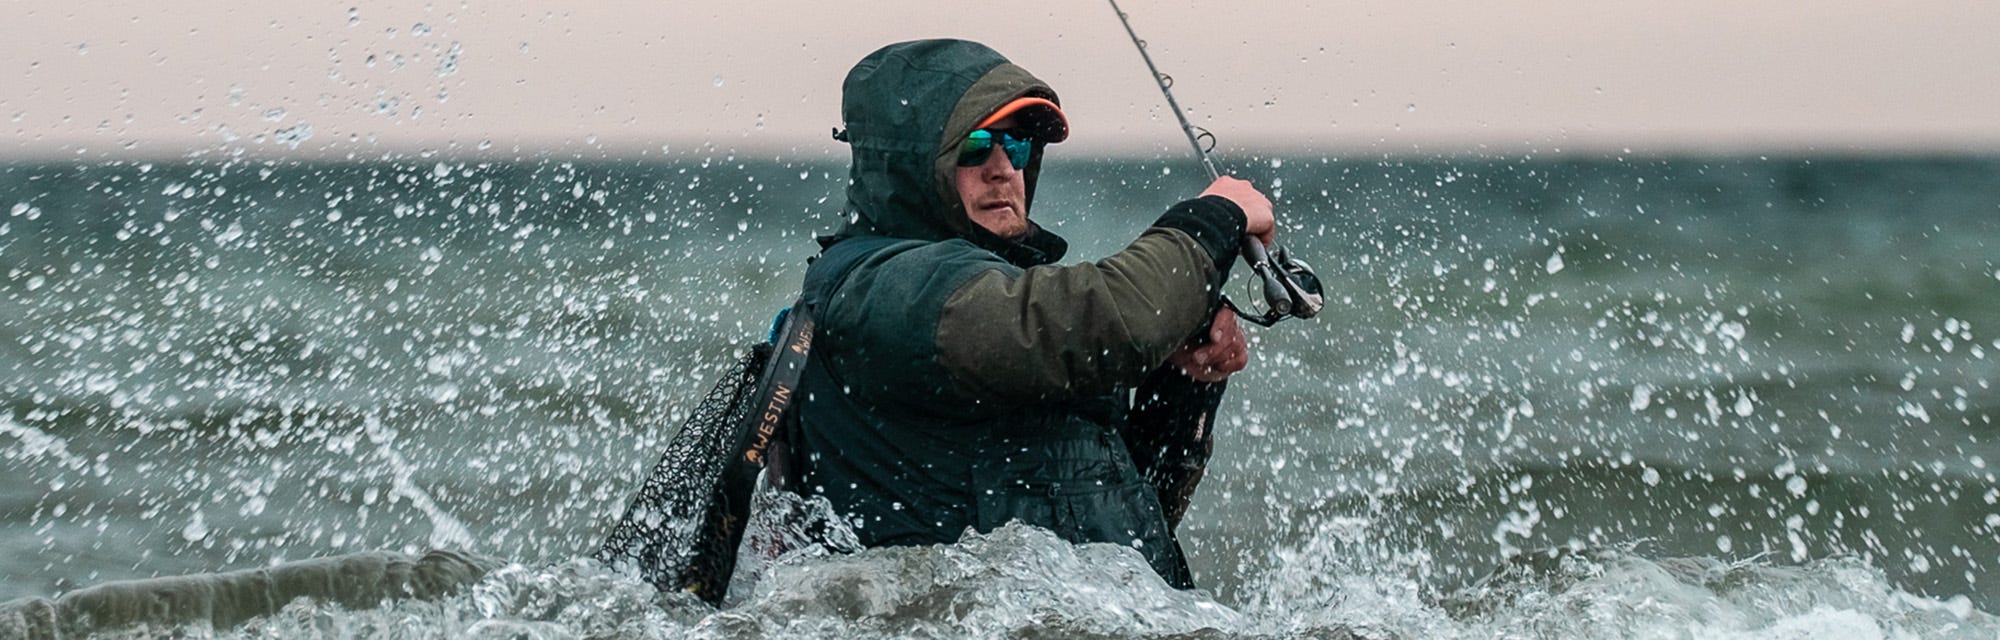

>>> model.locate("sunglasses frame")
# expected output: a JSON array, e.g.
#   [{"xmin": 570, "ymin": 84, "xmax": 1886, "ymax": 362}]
[{"xmin": 957, "ymin": 128, "xmax": 1037, "ymax": 170}]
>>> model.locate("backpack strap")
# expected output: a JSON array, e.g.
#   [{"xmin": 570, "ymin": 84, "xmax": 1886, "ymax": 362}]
[
  {"xmin": 723, "ymin": 234, "xmax": 909, "ymax": 486},
  {"xmin": 733, "ymin": 234, "xmax": 904, "ymax": 476}
]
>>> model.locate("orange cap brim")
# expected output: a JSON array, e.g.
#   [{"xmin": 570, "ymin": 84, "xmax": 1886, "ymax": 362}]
[{"xmin": 978, "ymin": 96, "xmax": 1069, "ymax": 142}]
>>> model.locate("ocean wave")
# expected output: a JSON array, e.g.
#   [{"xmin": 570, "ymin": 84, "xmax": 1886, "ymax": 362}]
[{"xmin": 8, "ymin": 523, "xmax": 1993, "ymax": 639}]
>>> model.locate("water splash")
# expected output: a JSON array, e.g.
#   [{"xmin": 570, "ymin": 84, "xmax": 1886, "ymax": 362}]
[
  {"xmin": 167, "ymin": 523, "xmax": 1999, "ymax": 638},
  {"xmin": 0, "ymin": 417, "xmax": 89, "ymax": 471},
  {"xmin": 361, "ymin": 411, "xmax": 474, "ymax": 550}
]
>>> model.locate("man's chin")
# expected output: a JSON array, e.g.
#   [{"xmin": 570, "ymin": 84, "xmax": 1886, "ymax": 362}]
[
  {"xmin": 971, "ymin": 213, "xmax": 1031, "ymax": 239},
  {"xmin": 994, "ymin": 218, "xmax": 1032, "ymax": 239}
]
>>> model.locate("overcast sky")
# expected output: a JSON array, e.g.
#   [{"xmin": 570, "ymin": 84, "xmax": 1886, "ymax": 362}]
[{"xmin": 7, "ymin": 0, "xmax": 1998, "ymax": 160}]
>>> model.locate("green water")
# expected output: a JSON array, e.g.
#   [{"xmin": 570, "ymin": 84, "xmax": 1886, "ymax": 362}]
[{"xmin": 3, "ymin": 156, "xmax": 1998, "ymax": 627}]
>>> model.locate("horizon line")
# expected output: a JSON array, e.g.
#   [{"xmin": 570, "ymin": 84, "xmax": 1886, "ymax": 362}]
[{"xmin": 8, "ymin": 133, "xmax": 2000, "ymax": 164}]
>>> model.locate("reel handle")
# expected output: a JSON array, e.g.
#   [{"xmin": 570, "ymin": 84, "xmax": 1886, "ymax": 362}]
[{"xmin": 1243, "ymin": 237, "xmax": 1293, "ymax": 316}]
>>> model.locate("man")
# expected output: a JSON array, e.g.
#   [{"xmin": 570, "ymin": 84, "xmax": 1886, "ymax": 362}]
[{"xmin": 785, "ymin": 38, "xmax": 1275, "ymax": 589}]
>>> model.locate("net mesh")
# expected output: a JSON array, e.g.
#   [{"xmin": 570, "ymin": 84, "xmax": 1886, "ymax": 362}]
[{"xmin": 595, "ymin": 343, "xmax": 770, "ymax": 601}]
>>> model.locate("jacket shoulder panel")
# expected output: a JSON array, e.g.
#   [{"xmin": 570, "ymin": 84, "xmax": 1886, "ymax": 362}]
[{"xmin": 816, "ymin": 238, "xmax": 1016, "ymax": 420}]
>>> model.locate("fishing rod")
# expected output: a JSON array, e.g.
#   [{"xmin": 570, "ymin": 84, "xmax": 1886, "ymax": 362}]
[{"xmin": 1107, "ymin": 0, "xmax": 1323, "ymax": 326}]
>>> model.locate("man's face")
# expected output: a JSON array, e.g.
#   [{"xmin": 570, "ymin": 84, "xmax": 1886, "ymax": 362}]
[{"xmin": 955, "ymin": 115, "xmax": 1032, "ymax": 239}]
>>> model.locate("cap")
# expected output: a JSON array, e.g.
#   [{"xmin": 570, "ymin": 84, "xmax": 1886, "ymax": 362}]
[{"xmin": 977, "ymin": 96, "xmax": 1069, "ymax": 143}]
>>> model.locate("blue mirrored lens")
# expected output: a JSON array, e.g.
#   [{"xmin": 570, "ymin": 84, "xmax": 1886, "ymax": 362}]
[{"xmin": 957, "ymin": 129, "xmax": 1034, "ymax": 169}]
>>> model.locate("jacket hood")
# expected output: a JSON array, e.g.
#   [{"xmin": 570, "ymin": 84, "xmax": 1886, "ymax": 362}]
[{"xmin": 832, "ymin": 39, "xmax": 1065, "ymax": 256}]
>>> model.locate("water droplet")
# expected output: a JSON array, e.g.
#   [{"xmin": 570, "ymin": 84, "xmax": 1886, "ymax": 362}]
[
  {"xmin": 713, "ymin": 75, "xmax": 725, "ymax": 88},
  {"xmin": 1628, "ymin": 384, "xmax": 1653, "ymax": 412},
  {"xmin": 436, "ymin": 42, "xmax": 461, "ymax": 77},
  {"xmin": 274, "ymin": 123, "xmax": 313, "ymax": 148},
  {"xmin": 347, "ymin": 7, "xmax": 359, "ymax": 27},
  {"xmin": 181, "ymin": 511, "xmax": 209, "ymax": 541},
  {"xmin": 214, "ymin": 221, "xmax": 244, "ymax": 244}
]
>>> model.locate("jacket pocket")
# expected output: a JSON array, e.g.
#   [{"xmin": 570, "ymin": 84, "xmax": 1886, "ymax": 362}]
[
  {"xmin": 1067, "ymin": 482, "xmax": 1168, "ymax": 549},
  {"xmin": 973, "ymin": 485, "xmax": 1063, "ymax": 536}
]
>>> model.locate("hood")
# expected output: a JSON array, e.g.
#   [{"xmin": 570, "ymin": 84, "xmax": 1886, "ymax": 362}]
[{"xmin": 831, "ymin": 39, "xmax": 1066, "ymax": 258}]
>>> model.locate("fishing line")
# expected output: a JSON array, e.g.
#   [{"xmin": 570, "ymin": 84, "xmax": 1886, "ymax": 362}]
[
  {"xmin": 1106, "ymin": 0, "xmax": 1324, "ymax": 326},
  {"xmin": 1107, "ymin": 0, "xmax": 1222, "ymax": 182}
]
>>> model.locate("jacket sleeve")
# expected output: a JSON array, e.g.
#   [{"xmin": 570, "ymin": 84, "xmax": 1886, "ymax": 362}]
[
  {"xmin": 818, "ymin": 196, "xmax": 1244, "ymax": 421},
  {"xmin": 1125, "ymin": 366, "xmax": 1225, "ymax": 531},
  {"xmin": 932, "ymin": 196, "xmax": 1246, "ymax": 404}
]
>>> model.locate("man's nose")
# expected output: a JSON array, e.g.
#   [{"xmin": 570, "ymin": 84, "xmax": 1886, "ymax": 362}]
[{"xmin": 981, "ymin": 148, "xmax": 1018, "ymax": 179}]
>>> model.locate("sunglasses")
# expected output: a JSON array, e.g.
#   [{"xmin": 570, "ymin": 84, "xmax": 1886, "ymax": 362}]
[{"xmin": 956, "ymin": 128, "xmax": 1037, "ymax": 170}]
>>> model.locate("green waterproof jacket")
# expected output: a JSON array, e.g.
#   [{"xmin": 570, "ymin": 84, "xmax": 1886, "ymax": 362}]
[{"xmin": 789, "ymin": 39, "xmax": 1245, "ymax": 588}]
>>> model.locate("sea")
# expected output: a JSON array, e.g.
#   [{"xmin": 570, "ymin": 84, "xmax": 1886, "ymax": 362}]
[{"xmin": 2, "ymin": 153, "xmax": 1998, "ymax": 638}]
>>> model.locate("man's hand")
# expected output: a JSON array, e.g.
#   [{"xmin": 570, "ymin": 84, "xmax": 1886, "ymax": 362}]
[
  {"xmin": 1169, "ymin": 308, "xmax": 1249, "ymax": 382},
  {"xmin": 1199, "ymin": 176, "xmax": 1275, "ymax": 245}
]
